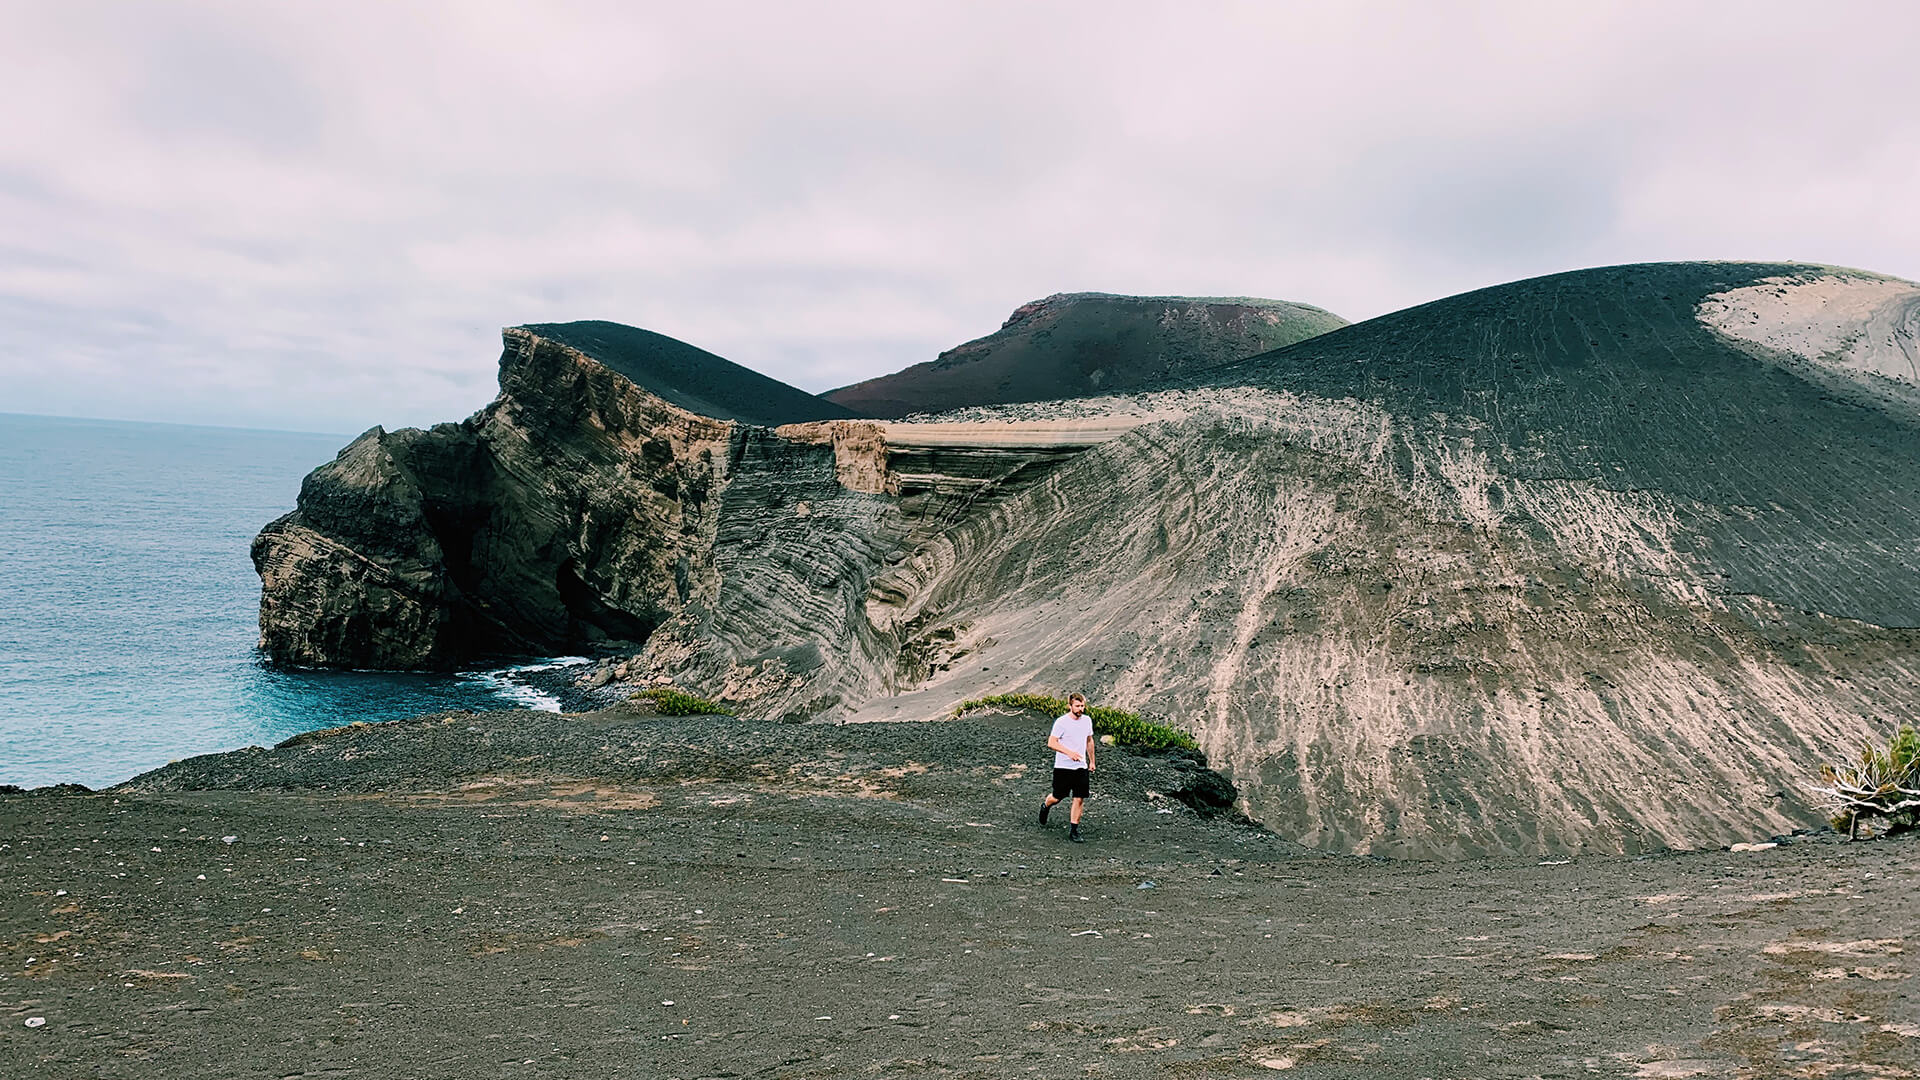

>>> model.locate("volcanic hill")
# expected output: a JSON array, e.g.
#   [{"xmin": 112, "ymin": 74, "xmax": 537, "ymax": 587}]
[
  {"xmin": 252, "ymin": 262, "xmax": 1920, "ymax": 857},
  {"xmin": 823, "ymin": 292, "xmax": 1347, "ymax": 417},
  {"xmin": 517, "ymin": 320, "xmax": 856, "ymax": 426}
]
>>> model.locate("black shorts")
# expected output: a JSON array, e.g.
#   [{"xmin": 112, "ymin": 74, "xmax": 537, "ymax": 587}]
[{"xmin": 1052, "ymin": 767, "xmax": 1090, "ymax": 800}]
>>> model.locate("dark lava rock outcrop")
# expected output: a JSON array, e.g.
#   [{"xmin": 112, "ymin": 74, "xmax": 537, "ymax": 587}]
[
  {"xmin": 823, "ymin": 292, "xmax": 1346, "ymax": 417},
  {"xmin": 253, "ymin": 324, "xmax": 837, "ymax": 667},
  {"xmin": 257, "ymin": 263, "xmax": 1920, "ymax": 858}
]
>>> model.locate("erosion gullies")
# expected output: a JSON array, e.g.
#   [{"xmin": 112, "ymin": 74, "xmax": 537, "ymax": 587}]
[
  {"xmin": 1189, "ymin": 262, "xmax": 1920, "ymax": 627},
  {"xmin": 823, "ymin": 292, "xmax": 1347, "ymax": 418},
  {"xmin": 617, "ymin": 417, "xmax": 1167, "ymax": 722},
  {"xmin": 255, "ymin": 261, "xmax": 1920, "ymax": 857},
  {"xmin": 837, "ymin": 397, "xmax": 1920, "ymax": 857}
]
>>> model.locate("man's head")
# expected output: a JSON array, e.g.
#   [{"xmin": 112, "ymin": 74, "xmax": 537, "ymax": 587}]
[{"xmin": 1068, "ymin": 692, "xmax": 1086, "ymax": 715}]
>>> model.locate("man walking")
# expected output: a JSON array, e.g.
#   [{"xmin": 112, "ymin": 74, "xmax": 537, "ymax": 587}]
[{"xmin": 1038, "ymin": 692, "xmax": 1095, "ymax": 842}]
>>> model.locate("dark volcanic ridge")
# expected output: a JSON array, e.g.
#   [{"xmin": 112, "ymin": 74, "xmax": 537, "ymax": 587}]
[
  {"xmin": 1186, "ymin": 260, "xmax": 1920, "ymax": 627},
  {"xmin": 825, "ymin": 292, "xmax": 1348, "ymax": 418},
  {"xmin": 514, "ymin": 320, "xmax": 856, "ymax": 427},
  {"xmin": 250, "ymin": 261, "xmax": 1920, "ymax": 858}
]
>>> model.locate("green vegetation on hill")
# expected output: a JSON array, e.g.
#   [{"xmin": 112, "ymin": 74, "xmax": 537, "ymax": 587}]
[
  {"xmin": 628, "ymin": 687, "xmax": 733, "ymax": 716},
  {"xmin": 953, "ymin": 693, "xmax": 1198, "ymax": 751}
]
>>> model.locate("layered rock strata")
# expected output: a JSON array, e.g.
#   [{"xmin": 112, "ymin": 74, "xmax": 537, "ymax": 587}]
[
  {"xmin": 255, "ymin": 327, "xmax": 739, "ymax": 667},
  {"xmin": 258, "ymin": 263, "xmax": 1920, "ymax": 857}
]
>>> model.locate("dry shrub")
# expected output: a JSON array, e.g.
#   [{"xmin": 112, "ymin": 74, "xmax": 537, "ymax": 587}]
[{"xmin": 1815, "ymin": 724, "xmax": 1920, "ymax": 837}]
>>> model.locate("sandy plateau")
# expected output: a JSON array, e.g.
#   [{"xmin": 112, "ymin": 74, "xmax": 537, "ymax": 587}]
[{"xmin": 3, "ymin": 705, "xmax": 1917, "ymax": 1079}]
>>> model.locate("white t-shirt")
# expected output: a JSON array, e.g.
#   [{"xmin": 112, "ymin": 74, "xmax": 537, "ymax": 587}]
[{"xmin": 1050, "ymin": 710, "xmax": 1094, "ymax": 770}]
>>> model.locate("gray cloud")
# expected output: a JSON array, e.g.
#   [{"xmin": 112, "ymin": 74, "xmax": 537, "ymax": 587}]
[{"xmin": 2, "ymin": 0, "xmax": 1917, "ymax": 432}]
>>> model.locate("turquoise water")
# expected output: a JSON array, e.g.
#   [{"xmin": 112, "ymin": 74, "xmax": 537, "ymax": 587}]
[{"xmin": 0, "ymin": 413, "xmax": 567, "ymax": 789}]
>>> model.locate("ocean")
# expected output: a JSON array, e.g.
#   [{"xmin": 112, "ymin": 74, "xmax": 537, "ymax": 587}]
[{"xmin": 0, "ymin": 412, "xmax": 577, "ymax": 790}]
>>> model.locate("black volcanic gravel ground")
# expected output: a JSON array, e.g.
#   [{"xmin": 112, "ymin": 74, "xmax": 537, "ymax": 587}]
[{"xmin": 2, "ymin": 706, "xmax": 1915, "ymax": 1078}]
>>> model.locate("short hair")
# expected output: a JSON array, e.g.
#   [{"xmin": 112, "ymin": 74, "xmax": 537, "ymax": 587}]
[{"xmin": 1068, "ymin": 692, "xmax": 1086, "ymax": 704}]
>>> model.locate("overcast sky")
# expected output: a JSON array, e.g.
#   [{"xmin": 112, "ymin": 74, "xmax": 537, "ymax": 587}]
[{"xmin": 3, "ymin": 1, "xmax": 1917, "ymax": 433}]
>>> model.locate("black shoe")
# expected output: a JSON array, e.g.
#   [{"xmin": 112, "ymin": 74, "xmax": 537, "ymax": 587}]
[
  {"xmin": 1069, "ymin": 826, "xmax": 1083, "ymax": 843},
  {"xmin": 1038, "ymin": 799, "xmax": 1052, "ymax": 825}
]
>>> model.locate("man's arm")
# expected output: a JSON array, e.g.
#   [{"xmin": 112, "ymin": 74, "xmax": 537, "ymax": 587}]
[
  {"xmin": 1046, "ymin": 733, "xmax": 1081, "ymax": 762},
  {"xmin": 1084, "ymin": 733, "xmax": 1096, "ymax": 771}
]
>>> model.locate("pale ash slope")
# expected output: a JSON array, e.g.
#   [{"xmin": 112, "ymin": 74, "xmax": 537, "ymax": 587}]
[
  {"xmin": 1696, "ymin": 269, "xmax": 1920, "ymax": 385},
  {"xmin": 602, "ymin": 264, "xmax": 1920, "ymax": 857},
  {"xmin": 816, "ymin": 265, "xmax": 1920, "ymax": 858},
  {"xmin": 829, "ymin": 390, "xmax": 1918, "ymax": 858}
]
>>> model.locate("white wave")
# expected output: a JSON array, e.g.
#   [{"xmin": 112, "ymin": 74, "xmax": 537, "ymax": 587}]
[
  {"xmin": 459, "ymin": 656, "xmax": 592, "ymax": 713},
  {"xmin": 494, "ymin": 656, "xmax": 592, "ymax": 674}
]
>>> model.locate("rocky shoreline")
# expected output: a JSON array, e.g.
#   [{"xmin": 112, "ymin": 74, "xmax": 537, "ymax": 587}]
[{"xmin": 4, "ymin": 704, "xmax": 1916, "ymax": 1077}]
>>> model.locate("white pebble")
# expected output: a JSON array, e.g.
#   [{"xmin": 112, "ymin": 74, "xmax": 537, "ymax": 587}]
[{"xmin": 24, "ymin": 1017, "xmax": 45, "ymax": 1028}]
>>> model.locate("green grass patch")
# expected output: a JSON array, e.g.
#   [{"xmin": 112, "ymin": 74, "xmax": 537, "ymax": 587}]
[
  {"xmin": 628, "ymin": 687, "xmax": 733, "ymax": 717},
  {"xmin": 953, "ymin": 693, "xmax": 1197, "ymax": 752}
]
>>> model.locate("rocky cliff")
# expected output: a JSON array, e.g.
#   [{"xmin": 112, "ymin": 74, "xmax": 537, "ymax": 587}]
[
  {"xmin": 823, "ymin": 292, "xmax": 1347, "ymax": 417},
  {"xmin": 257, "ymin": 263, "xmax": 1920, "ymax": 857},
  {"xmin": 255, "ymin": 326, "xmax": 770, "ymax": 667}
]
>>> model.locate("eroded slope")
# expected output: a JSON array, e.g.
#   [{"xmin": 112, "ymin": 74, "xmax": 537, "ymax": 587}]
[
  {"xmin": 835, "ymin": 393, "xmax": 1920, "ymax": 856},
  {"xmin": 255, "ymin": 263, "xmax": 1920, "ymax": 857},
  {"xmin": 1188, "ymin": 261, "xmax": 1920, "ymax": 626}
]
